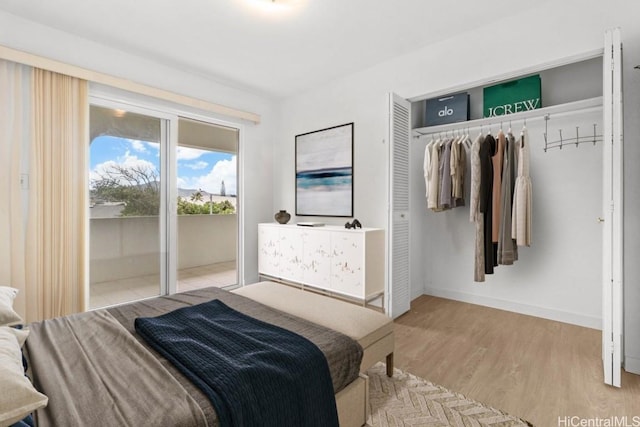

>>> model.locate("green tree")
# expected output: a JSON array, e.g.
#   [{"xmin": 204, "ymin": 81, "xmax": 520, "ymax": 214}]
[
  {"xmin": 176, "ymin": 198, "xmax": 235, "ymax": 215},
  {"xmin": 91, "ymin": 163, "xmax": 235, "ymax": 216},
  {"xmin": 91, "ymin": 164, "xmax": 159, "ymax": 216},
  {"xmin": 212, "ymin": 200, "xmax": 235, "ymax": 214},
  {"xmin": 190, "ymin": 190, "xmax": 204, "ymax": 203}
]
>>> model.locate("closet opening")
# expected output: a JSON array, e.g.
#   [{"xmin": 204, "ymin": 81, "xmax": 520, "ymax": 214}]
[{"xmin": 388, "ymin": 31, "xmax": 623, "ymax": 387}]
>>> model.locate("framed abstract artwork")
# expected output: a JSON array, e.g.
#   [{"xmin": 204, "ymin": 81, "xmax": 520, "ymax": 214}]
[{"xmin": 295, "ymin": 122, "xmax": 354, "ymax": 217}]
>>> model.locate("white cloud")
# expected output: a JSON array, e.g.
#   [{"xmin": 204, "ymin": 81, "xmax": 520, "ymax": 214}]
[
  {"xmin": 126, "ymin": 139, "xmax": 158, "ymax": 155},
  {"xmin": 184, "ymin": 161, "xmax": 208, "ymax": 170},
  {"xmin": 185, "ymin": 156, "xmax": 237, "ymax": 195},
  {"xmin": 177, "ymin": 146, "xmax": 208, "ymax": 160},
  {"xmin": 128, "ymin": 139, "xmax": 147, "ymax": 153},
  {"xmin": 90, "ymin": 150, "xmax": 158, "ymax": 186},
  {"xmin": 177, "ymin": 176, "xmax": 188, "ymax": 189}
]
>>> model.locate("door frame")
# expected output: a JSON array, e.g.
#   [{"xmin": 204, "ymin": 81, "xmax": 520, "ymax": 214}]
[{"xmin": 88, "ymin": 88, "xmax": 245, "ymax": 307}]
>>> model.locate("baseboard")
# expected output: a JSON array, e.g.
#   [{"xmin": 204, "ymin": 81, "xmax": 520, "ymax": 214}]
[
  {"xmin": 624, "ymin": 356, "xmax": 640, "ymax": 375},
  {"xmin": 423, "ymin": 286, "xmax": 601, "ymax": 330}
]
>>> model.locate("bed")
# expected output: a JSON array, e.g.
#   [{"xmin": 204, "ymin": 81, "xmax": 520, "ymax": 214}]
[{"xmin": 2, "ymin": 285, "xmax": 381, "ymax": 427}]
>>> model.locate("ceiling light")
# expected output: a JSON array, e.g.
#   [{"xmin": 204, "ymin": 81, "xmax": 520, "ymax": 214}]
[{"xmin": 242, "ymin": 0, "xmax": 304, "ymax": 16}]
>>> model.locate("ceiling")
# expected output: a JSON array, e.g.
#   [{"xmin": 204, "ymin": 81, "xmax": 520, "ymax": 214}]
[{"xmin": 0, "ymin": 0, "xmax": 544, "ymax": 98}]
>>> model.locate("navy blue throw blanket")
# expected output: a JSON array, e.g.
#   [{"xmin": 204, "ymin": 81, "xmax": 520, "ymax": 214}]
[{"xmin": 135, "ymin": 299, "xmax": 339, "ymax": 427}]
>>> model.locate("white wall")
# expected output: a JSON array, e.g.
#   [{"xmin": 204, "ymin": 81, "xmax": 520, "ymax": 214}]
[
  {"xmin": 276, "ymin": 0, "xmax": 640, "ymax": 373},
  {"xmin": 0, "ymin": 10, "xmax": 278, "ymax": 285}
]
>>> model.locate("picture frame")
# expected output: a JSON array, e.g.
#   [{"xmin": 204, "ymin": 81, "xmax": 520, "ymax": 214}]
[{"xmin": 295, "ymin": 122, "xmax": 354, "ymax": 217}]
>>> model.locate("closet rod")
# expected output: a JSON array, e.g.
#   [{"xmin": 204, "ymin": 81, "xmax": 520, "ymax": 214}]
[{"xmin": 414, "ymin": 96, "xmax": 603, "ymax": 138}]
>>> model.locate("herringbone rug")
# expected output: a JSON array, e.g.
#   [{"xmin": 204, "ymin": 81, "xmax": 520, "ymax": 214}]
[{"xmin": 366, "ymin": 363, "xmax": 533, "ymax": 427}]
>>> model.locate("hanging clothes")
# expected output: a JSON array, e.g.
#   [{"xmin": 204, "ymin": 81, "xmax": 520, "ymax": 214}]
[
  {"xmin": 427, "ymin": 139, "xmax": 441, "ymax": 211},
  {"xmin": 479, "ymin": 134, "xmax": 496, "ymax": 275},
  {"xmin": 451, "ymin": 136, "xmax": 467, "ymax": 207},
  {"xmin": 497, "ymin": 131, "xmax": 519, "ymax": 264},
  {"xmin": 491, "ymin": 130, "xmax": 506, "ymax": 267},
  {"xmin": 439, "ymin": 138, "xmax": 454, "ymax": 209},
  {"xmin": 512, "ymin": 127, "xmax": 532, "ymax": 246},
  {"xmin": 423, "ymin": 138, "xmax": 433, "ymax": 202},
  {"xmin": 469, "ymin": 134, "xmax": 483, "ymax": 223},
  {"xmin": 470, "ymin": 133, "xmax": 485, "ymax": 282},
  {"xmin": 423, "ymin": 133, "xmax": 468, "ymax": 213}
]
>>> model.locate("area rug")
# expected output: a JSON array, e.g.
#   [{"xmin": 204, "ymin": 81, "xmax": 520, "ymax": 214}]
[{"xmin": 366, "ymin": 363, "xmax": 533, "ymax": 426}]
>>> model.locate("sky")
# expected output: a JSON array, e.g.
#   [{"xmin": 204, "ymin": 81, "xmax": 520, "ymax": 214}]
[{"xmin": 90, "ymin": 136, "xmax": 237, "ymax": 195}]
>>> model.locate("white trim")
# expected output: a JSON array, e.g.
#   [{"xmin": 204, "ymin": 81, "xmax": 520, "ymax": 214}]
[
  {"xmin": 602, "ymin": 28, "xmax": 614, "ymax": 386},
  {"xmin": 83, "ymin": 98, "xmax": 91, "ymax": 312},
  {"xmin": 237, "ymin": 123, "xmax": 246, "ymax": 286},
  {"xmin": 423, "ymin": 287, "xmax": 601, "ymax": 330},
  {"xmin": 166, "ymin": 116, "xmax": 178, "ymax": 295},
  {"xmin": 160, "ymin": 118, "xmax": 171, "ymax": 296},
  {"xmin": 0, "ymin": 44, "xmax": 261, "ymax": 124}
]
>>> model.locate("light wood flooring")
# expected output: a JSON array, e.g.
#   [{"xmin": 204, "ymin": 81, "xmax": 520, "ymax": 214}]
[{"xmin": 394, "ymin": 295, "xmax": 640, "ymax": 426}]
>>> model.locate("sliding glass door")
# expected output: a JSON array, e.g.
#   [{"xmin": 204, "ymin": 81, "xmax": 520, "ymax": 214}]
[
  {"xmin": 88, "ymin": 104, "xmax": 168, "ymax": 308},
  {"xmin": 176, "ymin": 118, "xmax": 238, "ymax": 292},
  {"xmin": 88, "ymin": 99, "xmax": 240, "ymax": 309}
]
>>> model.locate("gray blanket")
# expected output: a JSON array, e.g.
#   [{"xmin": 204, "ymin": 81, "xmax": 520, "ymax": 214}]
[
  {"xmin": 26, "ymin": 286, "xmax": 363, "ymax": 426},
  {"xmin": 25, "ymin": 310, "xmax": 207, "ymax": 427}
]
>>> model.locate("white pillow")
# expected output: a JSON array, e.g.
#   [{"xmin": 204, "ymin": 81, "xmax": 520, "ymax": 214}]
[
  {"xmin": 0, "ymin": 326, "xmax": 48, "ymax": 426},
  {"xmin": 0, "ymin": 286, "xmax": 23, "ymax": 326}
]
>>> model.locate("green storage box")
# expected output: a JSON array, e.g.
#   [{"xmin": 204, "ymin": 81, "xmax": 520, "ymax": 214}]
[{"xmin": 483, "ymin": 75, "xmax": 541, "ymax": 118}]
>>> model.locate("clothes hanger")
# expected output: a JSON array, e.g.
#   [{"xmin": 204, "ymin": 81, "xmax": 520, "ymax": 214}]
[{"xmin": 520, "ymin": 120, "xmax": 527, "ymax": 147}]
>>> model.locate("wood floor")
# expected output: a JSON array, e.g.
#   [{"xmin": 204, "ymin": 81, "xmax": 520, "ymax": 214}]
[{"xmin": 394, "ymin": 295, "xmax": 640, "ymax": 426}]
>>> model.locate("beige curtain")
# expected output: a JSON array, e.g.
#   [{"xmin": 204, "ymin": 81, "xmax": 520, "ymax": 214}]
[
  {"xmin": 25, "ymin": 68, "xmax": 88, "ymax": 321},
  {"xmin": 0, "ymin": 60, "xmax": 29, "ymax": 319}
]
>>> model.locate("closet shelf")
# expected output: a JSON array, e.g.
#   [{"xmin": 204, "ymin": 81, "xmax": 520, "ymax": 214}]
[{"xmin": 413, "ymin": 96, "xmax": 603, "ymax": 138}]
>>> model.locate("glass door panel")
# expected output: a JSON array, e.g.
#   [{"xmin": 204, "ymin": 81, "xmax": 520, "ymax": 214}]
[
  {"xmin": 176, "ymin": 118, "xmax": 238, "ymax": 292},
  {"xmin": 88, "ymin": 105, "xmax": 166, "ymax": 308}
]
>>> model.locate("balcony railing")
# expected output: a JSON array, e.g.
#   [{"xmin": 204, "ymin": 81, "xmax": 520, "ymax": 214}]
[{"xmin": 89, "ymin": 214, "xmax": 237, "ymax": 308}]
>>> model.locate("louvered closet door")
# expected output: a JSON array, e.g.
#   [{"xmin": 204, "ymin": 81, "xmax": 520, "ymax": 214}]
[
  {"xmin": 387, "ymin": 93, "xmax": 411, "ymax": 318},
  {"xmin": 602, "ymin": 28, "xmax": 623, "ymax": 387}
]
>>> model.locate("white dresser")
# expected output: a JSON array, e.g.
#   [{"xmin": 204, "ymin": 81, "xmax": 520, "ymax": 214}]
[{"xmin": 258, "ymin": 223, "xmax": 385, "ymax": 302}]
